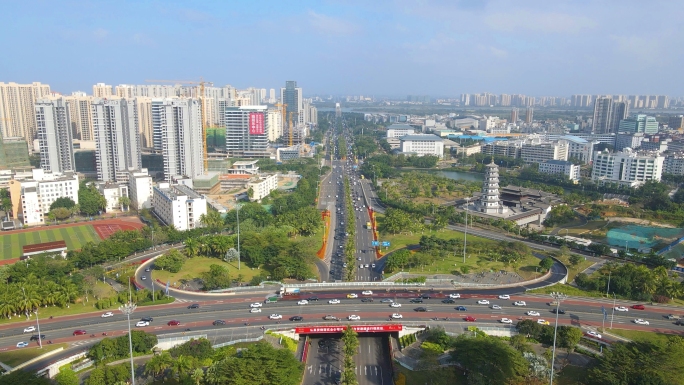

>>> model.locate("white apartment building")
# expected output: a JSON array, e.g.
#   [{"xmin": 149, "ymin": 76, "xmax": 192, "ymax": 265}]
[
  {"xmin": 35, "ymin": 97, "xmax": 75, "ymax": 173},
  {"xmin": 65, "ymin": 93, "xmax": 94, "ymax": 141},
  {"xmin": 225, "ymin": 106, "xmax": 269, "ymax": 158},
  {"xmin": 95, "ymin": 182, "xmax": 129, "ymax": 212},
  {"xmin": 92, "ymin": 83, "xmax": 113, "ymax": 98},
  {"xmin": 152, "ymin": 98, "xmax": 204, "ymax": 181},
  {"xmin": 520, "ymin": 140, "xmax": 568, "ymax": 164},
  {"xmin": 247, "ymin": 174, "xmax": 278, "ymax": 201},
  {"xmin": 128, "ymin": 169, "xmax": 153, "ymax": 210},
  {"xmin": 539, "ymin": 160, "xmax": 580, "ymax": 181},
  {"xmin": 8, "ymin": 169, "xmax": 79, "ymax": 226},
  {"xmin": 482, "ymin": 140, "xmax": 522, "ymax": 158},
  {"xmin": 0, "ymin": 82, "xmax": 51, "ymax": 143},
  {"xmin": 592, "ymin": 149, "xmax": 664, "ymax": 187},
  {"xmin": 386, "ymin": 124, "xmax": 415, "ymax": 138},
  {"xmin": 399, "ymin": 134, "xmax": 444, "ymax": 157},
  {"xmin": 91, "ymin": 98, "xmax": 142, "ymax": 182},
  {"xmin": 152, "ymin": 183, "xmax": 207, "ymax": 231},
  {"xmin": 560, "ymin": 135, "xmax": 596, "ymax": 164},
  {"xmin": 266, "ymin": 108, "xmax": 283, "ymax": 142}
]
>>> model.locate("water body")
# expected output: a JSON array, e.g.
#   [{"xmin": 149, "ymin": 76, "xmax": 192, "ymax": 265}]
[
  {"xmin": 605, "ymin": 224, "xmax": 684, "ymax": 249},
  {"xmin": 421, "ymin": 170, "xmax": 484, "ymax": 182}
]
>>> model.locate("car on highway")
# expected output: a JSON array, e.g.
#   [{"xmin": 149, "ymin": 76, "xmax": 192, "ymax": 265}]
[
  {"xmin": 250, "ymin": 308, "xmax": 262, "ymax": 313},
  {"xmin": 464, "ymin": 316, "xmax": 476, "ymax": 322},
  {"xmin": 364, "ymin": 264, "xmax": 369, "ymax": 268},
  {"xmin": 323, "ymin": 315, "xmax": 339, "ymax": 321},
  {"xmin": 141, "ymin": 317, "xmax": 153, "ymax": 323},
  {"xmin": 390, "ymin": 302, "xmax": 402, "ymax": 308},
  {"xmin": 631, "ymin": 304, "xmax": 646, "ymax": 310},
  {"xmin": 551, "ymin": 308, "xmax": 566, "ymax": 314},
  {"xmin": 73, "ymin": 329, "xmax": 87, "ymax": 336},
  {"xmin": 666, "ymin": 314, "xmax": 681, "ymax": 320},
  {"xmin": 361, "ymin": 290, "xmax": 373, "ymax": 295},
  {"xmin": 361, "ymin": 298, "xmax": 374, "ymax": 303},
  {"xmin": 30, "ymin": 334, "xmax": 46, "ymax": 341},
  {"xmin": 391, "ymin": 313, "xmax": 403, "ymax": 319},
  {"xmin": 269, "ymin": 314, "xmax": 282, "ymax": 320},
  {"xmin": 371, "ymin": 264, "xmax": 376, "ymax": 268},
  {"xmin": 141, "ymin": 276, "xmax": 147, "ymax": 280},
  {"xmin": 188, "ymin": 304, "xmax": 200, "ymax": 309},
  {"xmin": 491, "ymin": 304, "xmax": 502, "ymax": 310},
  {"xmin": 307, "ymin": 296, "xmax": 319, "ymax": 301},
  {"xmin": 477, "ymin": 300, "xmax": 490, "ymax": 305},
  {"xmin": 23, "ymin": 326, "xmax": 36, "ymax": 333},
  {"xmin": 101, "ymin": 312, "xmax": 114, "ymax": 318},
  {"xmin": 449, "ymin": 293, "xmax": 461, "ymax": 299},
  {"xmin": 347, "ymin": 293, "xmax": 358, "ymax": 299},
  {"xmin": 348, "ymin": 315, "xmax": 361, "ymax": 321},
  {"xmin": 455, "ymin": 306, "xmax": 467, "ymax": 311},
  {"xmin": 297, "ymin": 300, "xmax": 309, "ymax": 305},
  {"xmin": 290, "ymin": 316, "xmax": 303, "ymax": 322},
  {"xmin": 136, "ymin": 321, "xmax": 150, "ymax": 327},
  {"xmin": 586, "ymin": 331, "xmax": 602, "ymax": 339},
  {"xmin": 442, "ymin": 299, "xmax": 456, "ymax": 304},
  {"xmin": 498, "ymin": 294, "xmax": 511, "ymax": 300},
  {"xmin": 213, "ymin": 320, "xmax": 226, "ymax": 326},
  {"xmin": 16, "ymin": 342, "xmax": 29, "ymax": 348},
  {"xmin": 414, "ymin": 307, "xmax": 427, "ymax": 312},
  {"xmin": 537, "ymin": 319, "xmax": 550, "ymax": 325},
  {"xmin": 250, "ymin": 303, "xmax": 263, "ymax": 308},
  {"xmin": 614, "ymin": 306, "xmax": 629, "ymax": 312},
  {"xmin": 145, "ymin": 267, "xmax": 151, "ymax": 272},
  {"xmin": 380, "ymin": 299, "xmax": 394, "ymax": 303},
  {"xmin": 421, "ymin": 294, "xmax": 431, "ymax": 299},
  {"xmin": 409, "ymin": 298, "xmax": 423, "ymax": 303},
  {"xmin": 167, "ymin": 320, "xmax": 180, "ymax": 326},
  {"xmin": 328, "ymin": 299, "xmax": 341, "ymax": 304},
  {"xmin": 634, "ymin": 318, "xmax": 650, "ymax": 325},
  {"xmin": 514, "ymin": 301, "xmax": 527, "ymax": 306},
  {"xmin": 526, "ymin": 311, "xmax": 540, "ymax": 316},
  {"xmin": 500, "ymin": 318, "xmax": 513, "ymax": 324}
]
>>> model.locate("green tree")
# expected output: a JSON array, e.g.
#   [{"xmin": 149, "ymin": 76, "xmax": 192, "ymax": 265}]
[
  {"xmin": 54, "ymin": 368, "xmax": 79, "ymax": 385},
  {"xmin": 145, "ymin": 351, "xmax": 173, "ymax": 380},
  {"xmin": 385, "ymin": 249, "xmax": 410, "ymax": 272},
  {"xmin": 569, "ymin": 254, "xmax": 583, "ymax": 266},
  {"xmin": 341, "ymin": 326, "xmax": 359, "ymax": 385},
  {"xmin": 557, "ymin": 326, "xmax": 583, "ymax": 350},
  {"xmin": 172, "ymin": 355, "xmax": 193, "ymax": 381},
  {"xmin": 191, "ymin": 368, "xmax": 204, "ymax": 385},
  {"xmin": 451, "ymin": 334, "xmax": 529, "ymax": 385},
  {"xmin": 79, "ymin": 182, "xmax": 107, "ymax": 216},
  {"xmin": 50, "ymin": 197, "xmax": 76, "ymax": 211},
  {"xmin": 154, "ymin": 249, "xmax": 186, "ymax": 273},
  {"xmin": 118, "ymin": 196, "xmax": 131, "ymax": 211},
  {"xmin": 539, "ymin": 257, "xmax": 554, "ymax": 271},
  {"xmin": 0, "ymin": 369, "xmax": 51, "ymax": 385},
  {"xmin": 201, "ymin": 264, "xmax": 232, "ymax": 291},
  {"xmin": 50, "ymin": 207, "xmax": 72, "ymax": 220}
]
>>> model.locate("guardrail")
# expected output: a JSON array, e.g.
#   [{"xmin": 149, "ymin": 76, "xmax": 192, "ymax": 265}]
[
  {"xmin": 281, "ymin": 281, "xmax": 425, "ymax": 289},
  {"xmin": 212, "ymin": 336, "xmax": 263, "ymax": 349}
]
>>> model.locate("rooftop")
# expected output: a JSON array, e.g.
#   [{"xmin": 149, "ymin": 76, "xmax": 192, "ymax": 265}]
[
  {"xmin": 399, "ymin": 134, "xmax": 442, "ymax": 142},
  {"xmin": 387, "ymin": 124, "xmax": 415, "ymax": 130},
  {"xmin": 560, "ymin": 135, "xmax": 588, "ymax": 144},
  {"xmin": 542, "ymin": 160, "xmax": 573, "ymax": 166}
]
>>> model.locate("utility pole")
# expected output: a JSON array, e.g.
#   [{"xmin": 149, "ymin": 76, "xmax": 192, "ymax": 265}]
[
  {"xmin": 119, "ymin": 302, "xmax": 137, "ymax": 385},
  {"xmin": 463, "ymin": 198, "xmax": 469, "ymax": 264},
  {"xmin": 236, "ymin": 200, "xmax": 241, "ymax": 270},
  {"xmin": 610, "ymin": 294, "xmax": 616, "ymax": 329},
  {"xmin": 549, "ymin": 292, "xmax": 568, "ymax": 385}
]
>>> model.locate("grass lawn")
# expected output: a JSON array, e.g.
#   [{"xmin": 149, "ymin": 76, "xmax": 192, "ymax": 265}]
[
  {"xmin": 0, "ymin": 224, "xmax": 101, "ymax": 260},
  {"xmin": 396, "ymin": 365, "xmax": 465, "ymax": 385},
  {"xmin": 553, "ymin": 220, "xmax": 608, "ymax": 237},
  {"xmin": 0, "ymin": 343, "xmax": 68, "ymax": 367},
  {"xmin": 153, "ymin": 256, "xmax": 267, "ymax": 286},
  {"xmin": 556, "ymin": 364, "xmax": 589, "ymax": 385},
  {"xmin": 528, "ymin": 283, "xmax": 605, "ymax": 298},
  {"xmin": 606, "ymin": 328, "xmax": 675, "ymax": 344},
  {"xmin": 552, "ymin": 254, "xmax": 595, "ymax": 282}
]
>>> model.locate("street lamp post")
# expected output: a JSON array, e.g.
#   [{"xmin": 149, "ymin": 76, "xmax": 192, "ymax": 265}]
[
  {"xmin": 549, "ymin": 292, "xmax": 567, "ymax": 385},
  {"xmin": 463, "ymin": 198, "xmax": 469, "ymax": 264},
  {"xmin": 236, "ymin": 200, "xmax": 241, "ymax": 270},
  {"xmin": 119, "ymin": 302, "xmax": 137, "ymax": 385},
  {"xmin": 610, "ymin": 294, "xmax": 616, "ymax": 329},
  {"xmin": 22, "ymin": 287, "xmax": 42, "ymax": 348}
]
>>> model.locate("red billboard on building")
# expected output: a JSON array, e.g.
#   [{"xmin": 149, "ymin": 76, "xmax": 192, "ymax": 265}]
[
  {"xmin": 249, "ymin": 112, "xmax": 264, "ymax": 135},
  {"xmin": 295, "ymin": 325, "xmax": 402, "ymax": 334}
]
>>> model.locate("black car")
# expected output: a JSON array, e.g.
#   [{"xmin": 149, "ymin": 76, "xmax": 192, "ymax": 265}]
[
  {"xmin": 361, "ymin": 298, "xmax": 374, "ymax": 303},
  {"xmin": 441, "ymin": 299, "xmax": 456, "ymax": 304},
  {"xmin": 409, "ymin": 298, "xmax": 423, "ymax": 303},
  {"xmin": 421, "ymin": 294, "xmax": 431, "ymax": 299},
  {"xmin": 188, "ymin": 304, "xmax": 200, "ymax": 309},
  {"xmin": 30, "ymin": 334, "xmax": 46, "ymax": 341},
  {"xmin": 141, "ymin": 317, "xmax": 154, "ymax": 322},
  {"xmin": 307, "ymin": 296, "xmax": 319, "ymax": 301},
  {"xmin": 290, "ymin": 316, "xmax": 304, "ymax": 321},
  {"xmin": 414, "ymin": 307, "xmax": 428, "ymax": 312},
  {"xmin": 551, "ymin": 308, "xmax": 566, "ymax": 314},
  {"xmin": 213, "ymin": 320, "xmax": 226, "ymax": 326}
]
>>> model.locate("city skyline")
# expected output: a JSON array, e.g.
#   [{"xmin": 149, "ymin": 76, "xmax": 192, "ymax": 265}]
[{"xmin": 2, "ymin": 1, "xmax": 683, "ymax": 96}]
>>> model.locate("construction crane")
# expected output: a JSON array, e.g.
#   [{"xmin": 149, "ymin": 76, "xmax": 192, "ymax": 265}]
[{"xmin": 145, "ymin": 79, "xmax": 213, "ymax": 173}]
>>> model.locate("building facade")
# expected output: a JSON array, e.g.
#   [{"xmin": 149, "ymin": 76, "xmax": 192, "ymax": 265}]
[
  {"xmin": 618, "ymin": 114, "xmax": 659, "ymax": 134},
  {"xmin": 591, "ymin": 148, "xmax": 664, "ymax": 187},
  {"xmin": 281, "ymin": 81, "xmax": 304, "ymax": 124},
  {"xmin": 225, "ymin": 106, "xmax": 269, "ymax": 158},
  {"xmin": 560, "ymin": 135, "xmax": 595, "ymax": 164},
  {"xmin": 0, "ymin": 82, "xmax": 51, "ymax": 143},
  {"xmin": 35, "ymin": 97, "xmax": 75, "ymax": 173},
  {"xmin": 247, "ymin": 174, "xmax": 278, "ymax": 201},
  {"xmin": 615, "ymin": 132, "xmax": 645, "ymax": 151},
  {"xmin": 91, "ymin": 98, "xmax": 142, "ymax": 182},
  {"xmin": 592, "ymin": 97, "xmax": 614, "ymax": 134},
  {"xmin": 539, "ymin": 160, "xmax": 580, "ymax": 181},
  {"xmin": 127, "ymin": 169, "xmax": 153, "ymax": 210},
  {"xmin": 520, "ymin": 140, "xmax": 568, "ymax": 164},
  {"xmin": 399, "ymin": 134, "xmax": 444, "ymax": 157},
  {"xmin": 152, "ymin": 183, "xmax": 207, "ymax": 231},
  {"xmin": 8, "ymin": 169, "xmax": 79, "ymax": 226}
]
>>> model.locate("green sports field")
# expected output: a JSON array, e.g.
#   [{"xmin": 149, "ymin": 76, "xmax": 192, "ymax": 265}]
[{"xmin": 0, "ymin": 225, "xmax": 101, "ymax": 260}]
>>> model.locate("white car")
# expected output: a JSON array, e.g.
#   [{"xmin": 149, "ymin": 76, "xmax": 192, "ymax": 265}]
[
  {"xmin": 101, "ymin": 312, "xmax": 114, "ymax": 318},
  {"xmin": 359, "ymin": 265, "xmax": 363, "ymax": 269},
  {"xmin": 365, "ymin": 264, "xmax": 369, "ymax": 268},
  {"xmin": 586, "ymin": 331, "xmax": 602, "ymax": 339},
  {"xmin": 526, "ymin": 311, "xmax": 540, "ymax": 316},
  {"xmin": 297, "ymin": 300, "xmax": 309, "ymax": 305},
  {"xmin": 491, "ymin": 304, "xmax": 502, "ymax": 310},
  {"xmin": 361, "ymin": 290, "xmax": 373, "ymax": 295},
  {"xmin": 391, "ymin": 313, "xmax": 403, "ymax": 319},
  {"xmin": 371, "ymin": 264, "xmax": 376, "ymax": 268},
  {"xmin": 141, "ymin": 276, "xmax": 147, "ymax": 280},
  {"xmin": 634, "ymin": 318, "xmax": 650, "ymax": 325},
  {"xmin": 250, "ymin": 303, "xmax": 263, "ymax": 308},
  {"xmin": 348, "ymin": 315, "xmax": 361, "ymax": 321},
  {"xmin": 250, "ymin": 308, "xmax": 262, "ymax": 313},
  {"xmin": 23, "ymin": 326, "xmax": 36, "ymax": 333},
  {"xmin": 500, "ymin": 318, "xmax": 513, "ymax": 324},
  {"xmin": 514, "ymin": 301, "xmax": 527, "ymax": 306},
  {"xmin": 269, "ymin": 314, "xmax": 282, "ymax": 320},
  {"xmin": 614, "ymin": 306, "xmax": 629, "ymax": 312},
  {"xmin": 328, "ymin": 299, "xmax": 341, "ymax": 304},
  {"xmin": 498, "ymin": 295, "xmax": 510, "ymax": 300},
  {"xmin": 477, "ymin": 300, "xmax": 490, "ymax": 305},
  {"xmin": 390, "ymin": 302, "xmax": 402, "ymax": 308},
  {"xmin": 449, "ymin": 293, "xmax": 461, "ymax": 299},
  {"xmin": 135, "ymin": 321, "xmax": 149, "ymax": 327}
]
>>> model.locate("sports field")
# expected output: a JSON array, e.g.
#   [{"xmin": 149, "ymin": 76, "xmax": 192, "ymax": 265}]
[{"xmin": 0, "ymin": 224, "xmax": 101, "ymax": 260}]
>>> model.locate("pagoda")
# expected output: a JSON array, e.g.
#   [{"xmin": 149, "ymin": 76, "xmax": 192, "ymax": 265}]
[{"xmin": 475, "ymin": 159, "xmax": 508, "ymax": 214}]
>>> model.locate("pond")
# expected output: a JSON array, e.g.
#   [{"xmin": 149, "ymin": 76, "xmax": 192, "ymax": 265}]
[
  {"xmin": 420, "ymin": 170, "xmax": 484, "ymax": 182},
  {"xmin": 605, "ymin": 224, "xmax": 684, "ymax": 249}
]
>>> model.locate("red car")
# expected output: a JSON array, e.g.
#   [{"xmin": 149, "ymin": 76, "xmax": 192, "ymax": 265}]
[
  {"xmin": 167, "ymin": 320, "xmax": 180, "ymax": 326},
  {"xmin": 631, "ymin": 304, "xmax": 645, "ymax": 310},
  {"xmin": 464, "ymin": 316, "xmax": 476, "ymax": 322},
  {"xmin": 73, "ymin": 330, "xmax": 87, "ymax": 336}
]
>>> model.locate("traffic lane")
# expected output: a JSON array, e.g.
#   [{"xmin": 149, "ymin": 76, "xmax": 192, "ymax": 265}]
[
  {"xmin": 303, "ymin": 337, "xmax": 342, "ymax": 385},
  {"xmin": 356, "ymin": 336, "xmax": 392, "ymax": 385}
]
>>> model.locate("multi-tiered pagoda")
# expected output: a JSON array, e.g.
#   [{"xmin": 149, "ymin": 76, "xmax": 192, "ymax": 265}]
[{"xmin": 474, "ymin": 160, "xmax": 508, "ymax": 214}]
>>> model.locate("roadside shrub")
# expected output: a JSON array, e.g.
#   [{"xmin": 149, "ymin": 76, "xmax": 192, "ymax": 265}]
[{"xmin": 652, "ymin": 294, "xmax": 670, "ymax": 303}]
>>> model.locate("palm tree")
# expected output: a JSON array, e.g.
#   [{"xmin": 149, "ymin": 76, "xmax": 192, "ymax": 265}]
[
  {"xmin": 191, "ymin": 368, "xmax": 204, "ymax": 385},
  {"xmin": 204, "ymin": 362, "xmax": 222, "ymax": 385},
  {"xmin": 172, "ymin": 355, "xmax": 192, "ymax": 381},
  {"xmin": 145, "ymin": 351, "xmax": 172, "ymax": 380},
  {"xmin": 184, "ymin": 238, "xmax": 200, "ymax": 258},
  {"xmin": 20, "ymin": 285, "xmax": 42, "ymax": 318},
  {"xmin": 56, "ymin": 282, "xmax": 78, "ymax": 308}
]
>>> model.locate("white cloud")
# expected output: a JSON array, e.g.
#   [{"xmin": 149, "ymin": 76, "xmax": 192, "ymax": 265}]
[
  {"xmin": 308, "ymin": 11, "xmax": 360, "ymax": 36},
  {"xmin": 485, "ymin": 10, "xmax": 597, "ymax": 34}
]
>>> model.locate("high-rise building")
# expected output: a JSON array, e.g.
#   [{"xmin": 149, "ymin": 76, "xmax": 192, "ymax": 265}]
[
  {"xmin": 592, "ymin": 97, "xmax": 614, "ymax": 134},
  {"xmin": 269, "ymin": 88, "xmax": 276, "ymax": 103},
  {"xmin": 335, "ymin": 103, "xmax": 342, "ymax": 118},
  {"xmin": 592, "ymin": 148, "xmax": 664, "ymax": 187},
  {"xmin": 525, "ymin": 107, "xmax": 533, "ymax": 123},
  {"xmin": 668, "ymin": 115, "xmax": 684, "ymax": 130},
  {"xmin": 0, "ymin": 82, "xmax": 51, "ymax": 143},
  {"xmin": 510, "ymin": 108, "xmax": 519, "ymax": 123},
  {"xmin": 92, "ymin": 83, "xmax": 113, "ymax": 98},
  {"xmin": 35, "ymin": 97, "xmax": 75, "ymax": 173},
  {"xmin": 225, "ymin": 106, "xmax": 269, "ymax": 158},
  {"xmin": 65, "ymin": 92, "xmax": 94, "ymax": 140},
  {"xmin": 618, "ymin": 114, "xmax": 659, "ymax": 134},
  {"xmin": 136, "ymin": 97, "xmax": 153, "ymax": 148},
  {"xmin": 91, "ymin": 98, "xmax": 142, "ymax": 182},
  {"xmin": 610, "ymin": 102, "xmax": 629, "ymax": 133},
  {"xmin": 266, "ymin": 108, "xmax": 282, "ymax": 142},
  {"xmin": 281, "ymin": 81, "xmax": 304, "ymax": 124},
  {"xmin": 151, "ymin": 98, "xmax": 204, "ymax": 181}
]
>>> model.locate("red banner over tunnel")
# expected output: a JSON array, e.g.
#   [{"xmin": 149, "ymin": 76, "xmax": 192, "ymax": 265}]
[{"xmin": 295, "ymin": 325, "xmax": 402, "ymax": 334}]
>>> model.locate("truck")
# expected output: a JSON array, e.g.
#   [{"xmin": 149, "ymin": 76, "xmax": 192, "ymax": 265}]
[{"xmin": 280, "ymin": 287, "xmax": 300, "ymax": 296}]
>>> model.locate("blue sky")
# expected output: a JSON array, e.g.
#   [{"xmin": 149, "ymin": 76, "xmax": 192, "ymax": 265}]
[{"xmin": 2, "ymin": 0, "xmax": 682, "ymax": 97}]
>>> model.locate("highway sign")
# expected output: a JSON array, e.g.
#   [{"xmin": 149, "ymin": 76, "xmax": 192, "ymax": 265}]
[
  {"xmin": 371, "ymin": 241, "xmax": 379, "ymax": 246},
  {"xmin": 381, "ymin": 241, "xmax": 390, "ymax": 247}
]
